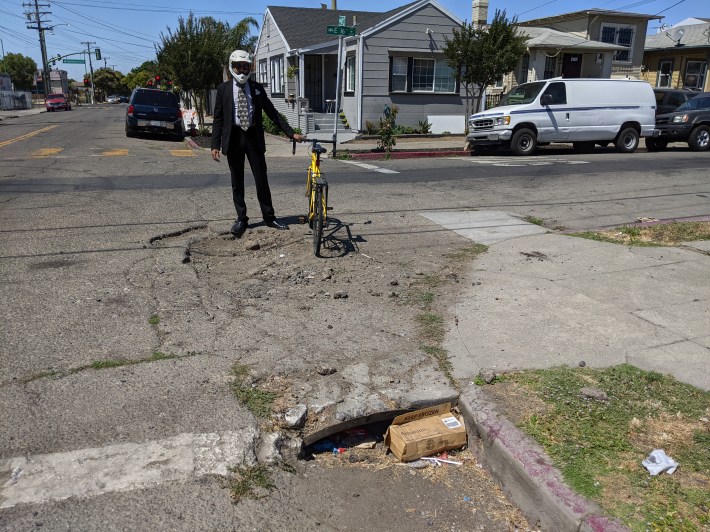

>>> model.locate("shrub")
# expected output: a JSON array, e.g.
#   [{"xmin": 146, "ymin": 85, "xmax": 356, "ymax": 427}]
[
  {"xmin": 417, "ymin": 120, "xmax": 432, "ymax": 134},
  {"xmin": 365, "ymin": 120, "xmax": 378, "ymax": 135},
  {"xmin": 377, "ymin": 105, "xmax": 399, "ymax": 153},
  {"xmin": 262, "ymin": 111, "xmax": 291, "ymax": 137}
]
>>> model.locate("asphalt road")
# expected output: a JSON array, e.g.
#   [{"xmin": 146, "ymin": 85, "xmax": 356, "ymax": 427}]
[{"xmin": 0, "ymin": 106, "xmax": 708, "ymax": 529}]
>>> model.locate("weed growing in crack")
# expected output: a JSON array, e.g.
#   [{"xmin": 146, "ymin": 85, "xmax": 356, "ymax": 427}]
[
  {"xmin": 224, "ymin": 464, "xmax": 275, "ymax": 502},
  {"xmin": 524, "ymin": 215, "xmax": 545, "ymax": 226},
  {"xmin": 148, "ymin": 315, "xmax": 160, "ymax": 325},
  {"xmin": 446, "ymin": 244, "xmax": 488, "ymax": 263},
  {"xmin": 90, "ymin": 352, "xmax": 178, "ymax": 370},
  {"xmin": 230, "ymin": 364, "xmax": 278, "ymax": 419}
]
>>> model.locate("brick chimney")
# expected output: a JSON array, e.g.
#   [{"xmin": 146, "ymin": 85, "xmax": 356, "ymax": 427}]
[{"xmin": 472, "ymin": 0, "xmax": 488, "ymax": 29}]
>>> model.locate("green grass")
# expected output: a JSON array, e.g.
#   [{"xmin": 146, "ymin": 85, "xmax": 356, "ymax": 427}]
[
  {"xmin": 225, "ymin": 464, "xmax": 275, "ymax": 502},
  {"xmin": 570, "ymin": 231, "xmax": 661, "ymax": 247},
  {"xmin": 503, "ymin": 364, "xmax": 710, "ymax": 530},
  {"xmin": 148, "ymin": 315, "xmax": 160, "ymax": 325},
  {"xmin": 230, "ymin": 364, "xmax": 278, "ymax": 419}
]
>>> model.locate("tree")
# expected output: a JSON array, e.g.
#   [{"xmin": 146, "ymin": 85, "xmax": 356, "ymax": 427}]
[
  {"xmin": 156, "ymin": 13, "xmax": 257, "ymax": 126},
  {"xmin": 123, "ymin": 61, "xmax": 157, "ymax": 90},
  {"xmin": 0, "ymin": 52, "xmax": 38, "ymax": 91},
  {"xmin": 93, "ymin": 67, "xmax": 126, "ymax": 99},
  {"xmin": 444, "ymin": 10, "xmax": 528, "ymax": 129}
]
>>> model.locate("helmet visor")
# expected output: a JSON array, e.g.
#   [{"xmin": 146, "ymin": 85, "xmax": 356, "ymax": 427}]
[{"xmin": 231, "ymin": 62, "xmax": 251, "ymax": 73}]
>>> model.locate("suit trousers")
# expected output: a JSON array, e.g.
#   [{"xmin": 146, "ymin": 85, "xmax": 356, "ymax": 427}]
[{"xmin": 226, "ymin": 127, "xmax": 275, "ymax": 223}]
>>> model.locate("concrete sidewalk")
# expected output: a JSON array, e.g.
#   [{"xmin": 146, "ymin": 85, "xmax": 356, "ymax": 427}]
[
  {"xmin": 0, "ymin": 107, "xmax": 44, "ymax": 121},
  {"xmin": 425, "ymin": 210, "xmax": 709, "ymax": 530}
]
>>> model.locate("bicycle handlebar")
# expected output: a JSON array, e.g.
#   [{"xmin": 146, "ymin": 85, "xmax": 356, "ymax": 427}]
[{"xmin": 292, "ymin": 137, "xmax": 336, "ymax": 155}]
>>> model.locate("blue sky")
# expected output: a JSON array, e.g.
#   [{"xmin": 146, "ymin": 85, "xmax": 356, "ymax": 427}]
[{"xmin": 1, "ymin": 0, "xmax": 706, "ymax": 81}]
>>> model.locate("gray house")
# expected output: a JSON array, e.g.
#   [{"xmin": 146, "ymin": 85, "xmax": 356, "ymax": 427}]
[{"xmin": 254, "ymin": 0, "xmax": 467, "ymax": 135}]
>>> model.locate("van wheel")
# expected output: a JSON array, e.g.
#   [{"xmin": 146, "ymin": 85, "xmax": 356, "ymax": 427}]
[
  {"xmin": 572, "ymin": 142, "xmax": 594, "ymax": 154},
  {"xmin": 510, "ymin": 128, "xmax": 537, "ymax": 156},
  {"xmin": 645, "ymin": 138, "xmax": 668, "ymax": 152},
  {"xmin": 615, "ymin": 127, "xmax": 639, "ymax": 153},
  {"xmin": 688, "ymin": 125, "xmax": 710, "ymax": 151}
]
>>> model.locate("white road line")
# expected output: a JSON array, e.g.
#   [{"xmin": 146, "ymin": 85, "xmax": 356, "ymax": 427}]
[
  {"xmin": 339, "ymin": 160, "xmax": 399, "ymax": 174},
  {"xmin": 0, "ymin": 430, "xmax": 258, "ymax": 508},
  {"xmin": 448, "ymin": 156, "xmax": 589, "ymax": 167}
]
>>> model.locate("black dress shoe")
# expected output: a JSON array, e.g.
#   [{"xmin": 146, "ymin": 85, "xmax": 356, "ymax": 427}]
[
  {"xmin": 231, "ymin": 220, "xmax": 247, "ymax": 238},
  {"xmin": 265, "ymin": 219, "xmax": 289, "ymax": 230}
]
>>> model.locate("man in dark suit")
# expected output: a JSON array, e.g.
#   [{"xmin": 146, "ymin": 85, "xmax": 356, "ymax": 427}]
[{"xmin": 211, "ymin": 49, "xmax": 303, "ymax": 238}]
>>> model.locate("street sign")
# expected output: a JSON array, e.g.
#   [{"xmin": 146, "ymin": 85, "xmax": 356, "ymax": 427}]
[
  {"xmin": 338, "ymin": 16, "xmax": 346, "ymax": 26},
  {"xmin": 63, "ymin": 59, "xmax": 85, "ymax": 64},
  {"xmin": 326, "ymin": 25, "xmax": 356, "ymax": 36}
]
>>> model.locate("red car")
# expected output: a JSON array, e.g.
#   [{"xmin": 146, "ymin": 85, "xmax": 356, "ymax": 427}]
[{"xmin": 46, "ymin": 94, "xmax": 71, "ymax": 111}]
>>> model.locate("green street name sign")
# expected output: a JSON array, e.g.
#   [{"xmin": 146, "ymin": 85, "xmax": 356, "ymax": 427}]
[
  {"xmin": 63, "ymin": 59, "xmax": 86, "ymax": 64},
  {"xmin": 326, "ymin": 25, "xmax": 356, "ymax": 36}
]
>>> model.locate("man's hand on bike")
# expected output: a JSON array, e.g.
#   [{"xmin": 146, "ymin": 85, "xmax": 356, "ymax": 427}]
[{"xmin": 292, "ymin": 133, "xmax": 305, "ymax": 143}]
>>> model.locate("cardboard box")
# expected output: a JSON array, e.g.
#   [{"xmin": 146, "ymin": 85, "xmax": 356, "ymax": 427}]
[{"xmin": 384, "ymin": 403, "xmax": 467, "ymax": 462}]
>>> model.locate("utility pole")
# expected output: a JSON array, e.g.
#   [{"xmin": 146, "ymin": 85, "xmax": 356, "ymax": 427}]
[
  {"xmin": 82, "ymin": 41, "xmax": 95, "ymax": 104},
  {"xmin": 24, "ymin": 0, "xmax": 52, "ymax": 97}
]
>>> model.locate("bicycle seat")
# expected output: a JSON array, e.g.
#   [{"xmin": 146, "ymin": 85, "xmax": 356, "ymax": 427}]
[{"xmin": 313, "ymin": 144, "xmax": 328, "ymax": 155}]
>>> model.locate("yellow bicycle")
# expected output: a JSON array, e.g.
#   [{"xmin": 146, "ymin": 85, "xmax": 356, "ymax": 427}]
[{"xmin": 293, "ymin": 137, "xmax": 335, "ymax": 257}]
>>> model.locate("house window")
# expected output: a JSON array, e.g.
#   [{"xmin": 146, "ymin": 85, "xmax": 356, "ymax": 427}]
[
  {"xmin": 390, "ymin": 56, "xmax": 456, "ymax": 93},
  {"xmin": 345, "ymin": 56, "xmax": 355, "ymax": 92},
  {"xmin": 656, "ymin": 60, "xmax": 672, "ymax": 87},
  {"xmin": 683, "ymin": 60, "xmax": 707, "ymax": 90},
  {"xmin": 600, "ymin": 24, "xmax": 635, "ymax": 62},
  {"xmin": 258, "ymin": 60, "xmax": 268, "ymax": 84},
  {"xmin": 519, "ymin": 53, "xmax": 529, "ymax": 84},
  {"xmin": 270, "ymin": 56, "xmax": 284, "ymax": 94},
  {"xmin": 391, "ymin": 57, "xmax": 408, "ymax": 91},
  {"xmin": 543, "ymin": 55, "xmax": 556, "ymax": 79}
]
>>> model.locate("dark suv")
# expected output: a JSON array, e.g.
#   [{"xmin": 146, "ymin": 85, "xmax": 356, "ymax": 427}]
[
  {"xmin": 125, "ymin": 88, "xmax": 183, "ymax": 140},
  {"xmin": 646, "ymin": 92, "xmax": 710, "ymax": 151},
  {"xmin": 653, "ymin": 88, "xmax": 693, "ymax": 116}
]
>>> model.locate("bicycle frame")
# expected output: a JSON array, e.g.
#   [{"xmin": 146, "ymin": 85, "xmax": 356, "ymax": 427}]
[{"xmin": 292, "ymin": 137, "xmax": 335, "ymax": 256}]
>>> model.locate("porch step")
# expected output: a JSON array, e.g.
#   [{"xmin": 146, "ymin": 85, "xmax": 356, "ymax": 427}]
[{"xmin": 306, "ymin": 112, "xmax": 352, "ymax": 137}]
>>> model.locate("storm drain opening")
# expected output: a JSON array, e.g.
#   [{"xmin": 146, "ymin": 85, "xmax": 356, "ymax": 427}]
[{"xmin": 300, "ymin": 403, "xmax": 468, "ymax": 466}]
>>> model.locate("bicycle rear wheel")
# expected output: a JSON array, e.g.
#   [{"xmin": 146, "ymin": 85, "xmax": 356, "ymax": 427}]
[{"xmin": 312, "ymin": 185, "xmax": 324, "ymax": 257}]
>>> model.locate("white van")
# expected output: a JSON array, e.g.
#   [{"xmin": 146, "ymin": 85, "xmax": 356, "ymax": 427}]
[{"xmin": 467, "ymin": 78, "xmax": 656, "ymax": 155}]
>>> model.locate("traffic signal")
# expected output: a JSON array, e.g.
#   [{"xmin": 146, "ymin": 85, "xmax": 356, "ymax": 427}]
[
  {"xmin": 83, "ymin": 78, "xmax": 90, "ymax": 87},
  {"xmin": 155, "ymin": 75, "xmax": 161, "ymax": 82},
  {"xmin": 147, "ymin": 79, "xmax": 153, "ymax": 87},
  {"xmin": 95, "ymin": 48, "xmax": 101, "ymax": 60}
]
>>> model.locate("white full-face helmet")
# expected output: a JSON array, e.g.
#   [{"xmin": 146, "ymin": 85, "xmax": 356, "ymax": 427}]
[{"xmin": 229, "ymin": 50, "xmax": 252, "ymax": 85}]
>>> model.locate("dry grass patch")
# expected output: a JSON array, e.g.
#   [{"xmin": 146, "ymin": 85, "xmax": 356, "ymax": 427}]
[{"xmin": 572, "ymin": 220, "xmax": 710, "ymax": 247}]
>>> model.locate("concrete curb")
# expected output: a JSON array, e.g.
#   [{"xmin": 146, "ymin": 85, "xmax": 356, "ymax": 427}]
[{"xmin": 458, "ymin": 386, "xmax": 629, "ymax": 531}]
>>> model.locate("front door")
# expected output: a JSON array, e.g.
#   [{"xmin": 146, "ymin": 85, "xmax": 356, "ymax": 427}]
[
  {"xmin": 303, "ymin": 55, "xmax": 323, "ymax": 112},
  {"xmin": 561, "ymin": 54, "xmax": 582, "ymax": 78}
]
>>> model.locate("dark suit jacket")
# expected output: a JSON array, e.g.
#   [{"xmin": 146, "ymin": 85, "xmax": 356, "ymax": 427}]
[{"xmin": 211, "ymin": 78, "xmax": 295, "ymax": 155}]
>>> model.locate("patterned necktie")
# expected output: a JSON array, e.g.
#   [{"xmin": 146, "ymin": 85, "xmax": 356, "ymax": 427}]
[{"xmin": 237, "ymin": 85, "xmax": 249, "ymax": 131}]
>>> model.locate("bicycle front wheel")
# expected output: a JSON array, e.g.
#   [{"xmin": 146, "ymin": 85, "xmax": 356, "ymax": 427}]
[{"xmin": 312, "ymin": 185, "xmax": 324, "ymax": 257}]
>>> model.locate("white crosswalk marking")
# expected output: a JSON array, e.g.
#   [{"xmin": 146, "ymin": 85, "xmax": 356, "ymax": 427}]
[
  {"xmin": 0, "ymin": 430, "xmax": 258, "ymax": 508},
  {"xmin": 339, "ymin": 160, "xmax": 399, "ymax": 174}
]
